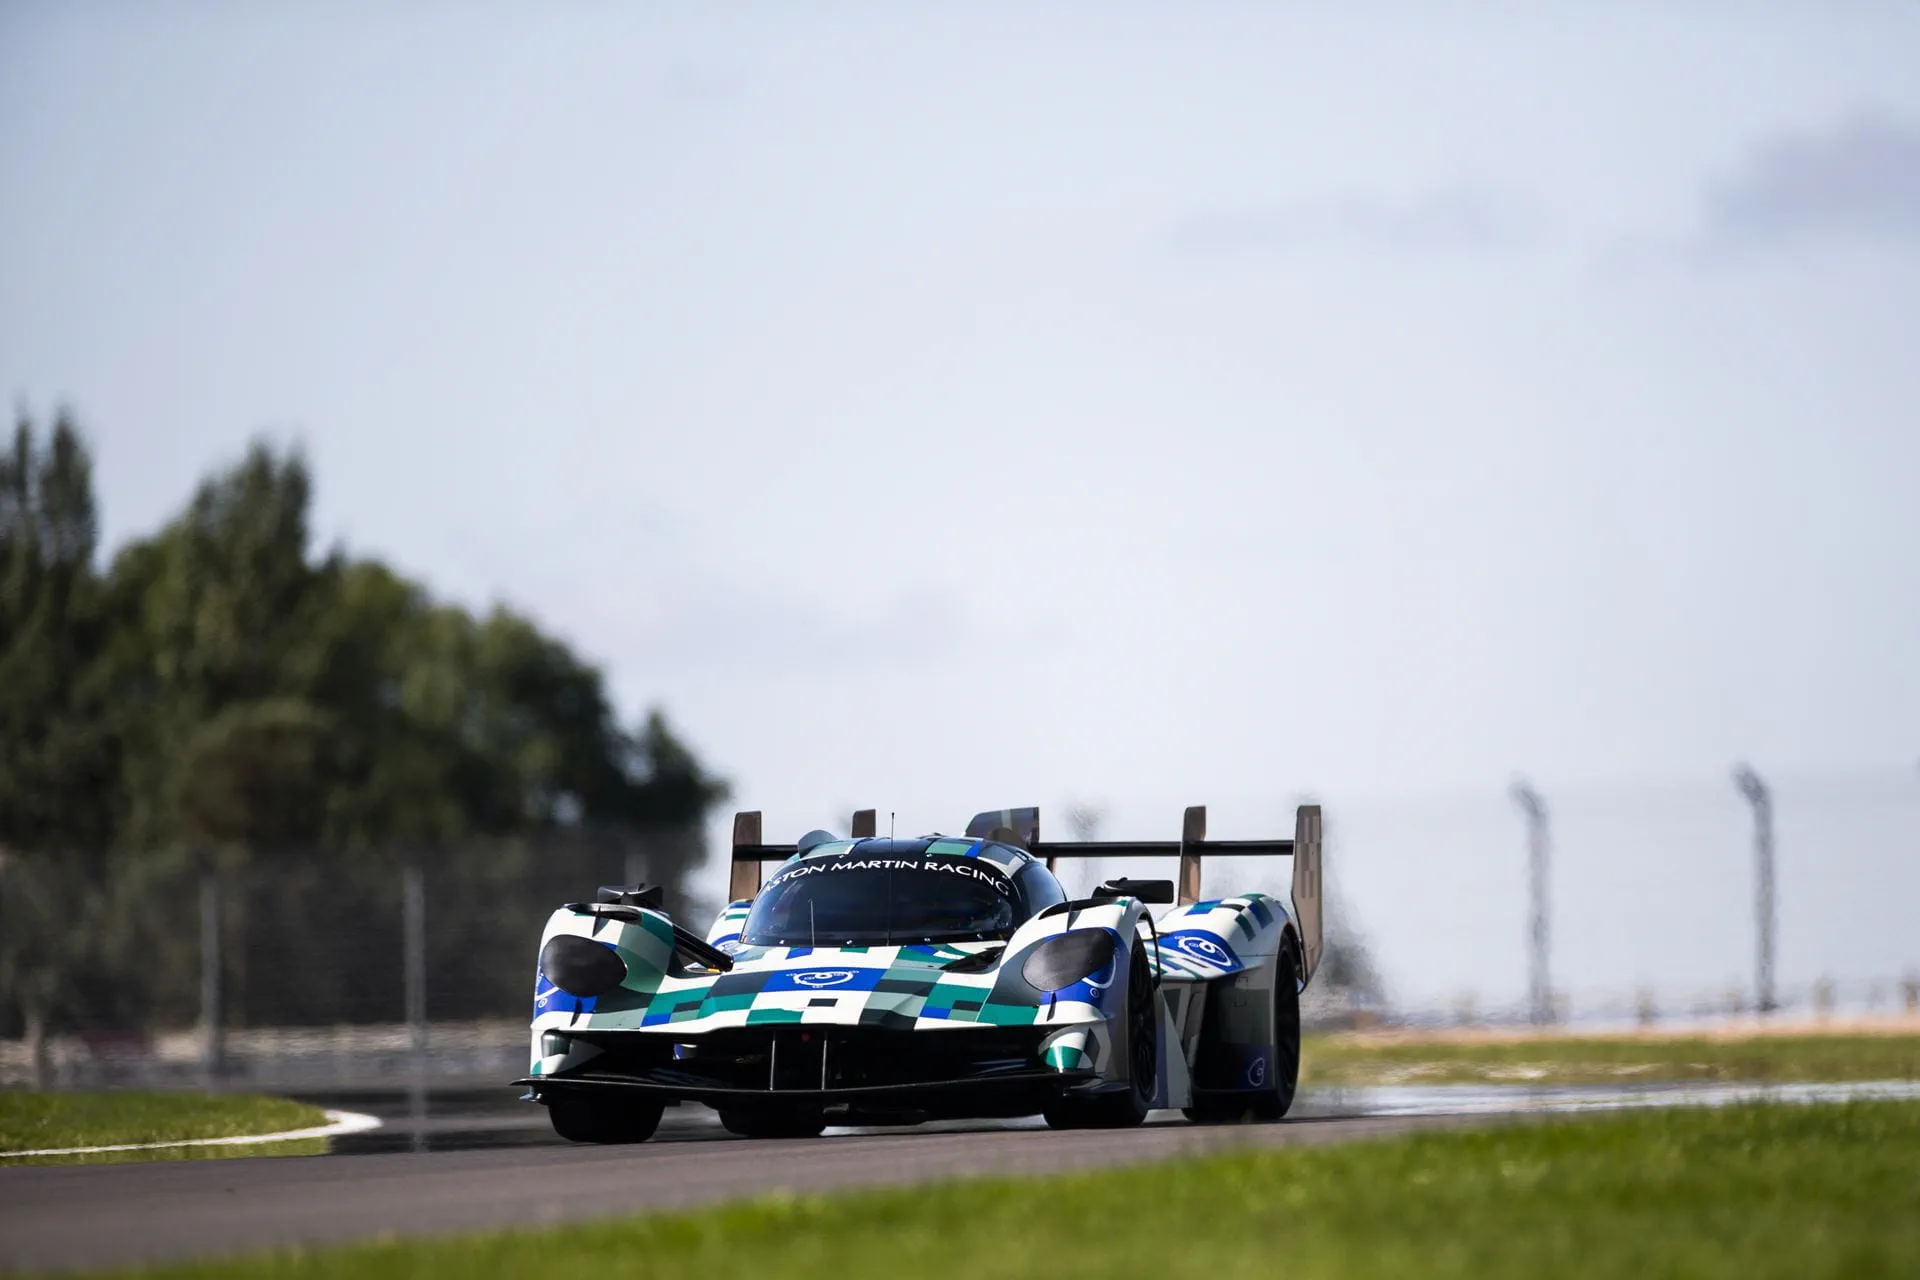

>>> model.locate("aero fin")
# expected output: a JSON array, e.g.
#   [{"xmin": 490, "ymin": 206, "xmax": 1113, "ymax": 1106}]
[
  {"xmin": 1291, "ymin": 804, "xmax": 1324, "ymax": 985},
  {"xmin": 965, "ymin": 807, "xmax": 1040, "ymax": 850}
]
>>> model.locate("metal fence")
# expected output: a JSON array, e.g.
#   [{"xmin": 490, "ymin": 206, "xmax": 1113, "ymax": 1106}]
[
  {"xmin": 0, "ymin": 829, "xmax": 715, "ymax": 1090},
  {"xmin": 6, "ymin": 768, "xmax": 1918, "ymax": 1090}
]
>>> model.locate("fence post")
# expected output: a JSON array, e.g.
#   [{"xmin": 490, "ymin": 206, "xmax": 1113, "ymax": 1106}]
[
  {"xmin": 403, "ymin": 864, "xmax": 427, "ymax": 1148},
  {"xmin": 199, "ymin": 872, "xmax": 223, "ymax": 1086},
  {"xmin": 1510, "ymin": 779, "xmax": 1552, "ymax": 1027},
  {"xmin": 403, "ymin": 865, "xmax": 426, "ymax": 1062},
  {"xmin": 1733, "ymin": 764, "xmax": 1776, "ymax": 1015}
]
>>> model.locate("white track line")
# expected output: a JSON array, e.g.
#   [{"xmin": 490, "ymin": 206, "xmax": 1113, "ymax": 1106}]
[
  {"xmin": 1344, "ymin": 1079, "xmax": 1920, "ymax": 1117},
  {"xmin": 0, "ymin": 1108, "xmax": 383, "ymax": 1159}
]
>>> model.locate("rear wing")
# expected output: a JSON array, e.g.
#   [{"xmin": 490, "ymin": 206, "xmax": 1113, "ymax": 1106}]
[
  {"xmin": 1023, "ymin": 803, "xmax": 1323, "ymax": 984},
  {"xmin": 727, "ymin": 802, "xmax": 1325, "ymax": 984}
]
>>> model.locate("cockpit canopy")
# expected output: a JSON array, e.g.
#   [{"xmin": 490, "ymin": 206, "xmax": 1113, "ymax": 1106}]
[{"xmin": 740, "ymin": 839, "xmax": 1065, "ymax": 947}]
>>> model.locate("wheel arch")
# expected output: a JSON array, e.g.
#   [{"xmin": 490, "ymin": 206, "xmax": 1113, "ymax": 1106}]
[{"xmin": 1279, "ymin": 924, "xmax": 1305, "ymax": 992}]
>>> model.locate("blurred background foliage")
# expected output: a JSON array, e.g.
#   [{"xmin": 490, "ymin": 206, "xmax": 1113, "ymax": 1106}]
[{"xmin": 0, "ymin": 408, "xmax": 728, "ymax": 1050}]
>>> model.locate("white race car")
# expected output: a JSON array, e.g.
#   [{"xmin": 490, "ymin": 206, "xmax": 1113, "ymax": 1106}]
[{"xmin": 521, "ymin": 804, "xmax": 1324, "ymax": 1142}]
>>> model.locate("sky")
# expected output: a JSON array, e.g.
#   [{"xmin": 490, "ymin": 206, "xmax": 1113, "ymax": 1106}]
[{"xmin": 4, "ymin": 2, "xmax": 1917, "ymax": 1013}]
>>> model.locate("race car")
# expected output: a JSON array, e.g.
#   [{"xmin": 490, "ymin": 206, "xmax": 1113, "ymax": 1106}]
[{"xmin": 517, "ymin": 803, "xmax": 1324, "ymax": 1142}]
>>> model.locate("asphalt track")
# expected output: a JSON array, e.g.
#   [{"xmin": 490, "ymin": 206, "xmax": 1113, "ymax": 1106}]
[
  {"xmin": 8, "ymin": 1080, "xmax": 1916, "ymax": 1275},
  {"xmin": 0, "ymin": 1100, "xmax": 1493, "ymax": 1275}
]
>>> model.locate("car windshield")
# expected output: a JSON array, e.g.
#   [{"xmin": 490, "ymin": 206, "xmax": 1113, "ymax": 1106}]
[{"xmin": 741, "ymin": 857, "xmax": 1021, "ymax": 946}]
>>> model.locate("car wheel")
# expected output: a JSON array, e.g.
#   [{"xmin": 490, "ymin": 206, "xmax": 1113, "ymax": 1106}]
[
  {"xmin": 1044, "ymin": 939, "xmax": 1156, "ymax": 1130},
  {"xmin": 1182, "ymin": 941, "xmax": 1302, "ymax": 1124},
  {"xmin": 716, "ymin": 1105, "xmax": 828, "ymax": 1139},
  {"xmin": 547, "ymin": 1094, "xmax": 665, "ymax": 1143},
  {"xmin": 1247, "ymin": 942, "xmax": 1302, "ymax": 1120}
]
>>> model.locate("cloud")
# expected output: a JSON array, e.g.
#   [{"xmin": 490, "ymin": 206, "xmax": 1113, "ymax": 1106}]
[
  {"xmin": 1166, "ymin": 184, "xmax": 1543, "ymax": 257},
  {"xmin": 1703, "ymin": 109, "xmax": 1920, "ymax": 247}
]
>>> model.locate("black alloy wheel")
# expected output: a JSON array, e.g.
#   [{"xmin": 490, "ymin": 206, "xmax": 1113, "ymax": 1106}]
[
  {"xmin": 1043, "ymin": 938, "xmax": 1157, "ymax": 1130},
  {"xmin": 1183, "ymin": 941, "xmax": 1302, "ymax": 1124},
  {"xmin": 1248, "ymin": 942, "xmax": 1302, "ymax": 1120}
]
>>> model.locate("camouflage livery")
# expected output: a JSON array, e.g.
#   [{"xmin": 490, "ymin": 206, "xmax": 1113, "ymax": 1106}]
[{"xmin": 520, "ymin": 804, "xmax": 1322, "ymax": 1141}]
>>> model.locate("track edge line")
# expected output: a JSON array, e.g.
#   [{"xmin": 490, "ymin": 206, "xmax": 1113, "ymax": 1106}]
[{"xmin": 0, "ymin": 1108, "xmax": 384, "ymax": 1158}]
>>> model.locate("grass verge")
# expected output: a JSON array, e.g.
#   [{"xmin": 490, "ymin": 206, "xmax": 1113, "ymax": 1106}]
[
  {"xmin": 102, "ymin": 1100, "xmax": 1920, "ymax": 1280},
  {"xmin": 0, "ymin": 1090, "xmax": 328, "ymax": 1166},
  {"xmin": 1301, "ymin": 1031, "xmax": 1920, "ymax": 1086}
]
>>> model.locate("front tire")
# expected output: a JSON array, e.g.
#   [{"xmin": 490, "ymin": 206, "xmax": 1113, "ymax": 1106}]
[
  {"xmin": 547, "ymin": 1094, "xmax": 665, "ymax": 1144},
  {"xmin": 1044, "ymin": 939, "xmax": 1156, "ymax": 1130}
]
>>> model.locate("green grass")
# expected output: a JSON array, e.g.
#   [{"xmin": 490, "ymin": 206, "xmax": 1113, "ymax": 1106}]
[
  {"xmin": 99, "ymin": 1101, "xmax": 1920, "ymax": 1280},
  {"xmin": 0, "ymin": 1090, "xmax": 328, "ymax": 1166},
  {"xmin": 1300, "ymin": 1032, "xmax": 1920, "ymax": 1086}
]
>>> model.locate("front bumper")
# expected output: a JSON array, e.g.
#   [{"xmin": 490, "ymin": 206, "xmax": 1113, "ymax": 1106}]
[{"xmin": 518, "ymin": 1024, "xmax": 1101, "ymax": 1119}]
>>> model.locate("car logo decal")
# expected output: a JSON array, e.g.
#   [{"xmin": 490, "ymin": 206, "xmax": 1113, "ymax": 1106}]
[
  {"xmin": 792, "ymin": 970, "xmax": 857, "ymax": 988},
  {"xmin": 1247, "ymin": 1054, "xmax": 1268, "ymax": 1087},
  {"xmin": 1174, "ymin": 935, "xmax": 1233, "ymax": 966}
]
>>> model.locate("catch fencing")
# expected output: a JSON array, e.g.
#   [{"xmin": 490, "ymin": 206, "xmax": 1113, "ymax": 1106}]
[
  {"xmin": 0, "ymin": 829, "xmax": 715, "ymax": 1090},
  {"xmin": 6, "ymin": 766, "xmax": 1919, "ymax": 1090}
]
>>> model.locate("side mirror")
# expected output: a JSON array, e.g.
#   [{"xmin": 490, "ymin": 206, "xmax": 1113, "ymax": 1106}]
[
  {"xmin": 597, "ymin": 883, "xmax": 665, "ymax": 910},
  {"xmin": 1092, "ymin": 877, "xmax": 1175, "ymax": 905}
]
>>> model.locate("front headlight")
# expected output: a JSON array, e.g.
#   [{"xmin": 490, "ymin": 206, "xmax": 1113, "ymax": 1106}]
[
  {"xmin": 539, "ymin": 935, "xmax": 627, "ymax": 997},
  {"xmin": 1021, "ymin": 929, "xmax": 1119, "ymax": 992}
]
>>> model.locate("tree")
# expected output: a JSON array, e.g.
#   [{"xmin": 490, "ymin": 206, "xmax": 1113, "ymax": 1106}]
[
  {"xmin": 2, "ymin": 418, "xmax": 733, "ymax": 1041},
  {"xmin": 0, "ymin": 409, "xmax": 126, "ymax": 1078},
  {"xmin": 103, "ymin": 442, "xmax": 327, "ymax": 856},
  {"xmin": 0, "ymin": 408, "xmax": 117, "ymax": 852}
]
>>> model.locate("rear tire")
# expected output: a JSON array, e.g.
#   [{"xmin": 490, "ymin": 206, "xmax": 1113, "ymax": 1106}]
[
  {"xmin": 1182, "ymin": 941, "xmax": 1301, "ymax": 1124},
  {"xmin": 547, "ymin": 1094, "xmax": 664, "ymax": 1144},
  {"xmin": 716, "ymin": 1106, "xmax": 827, "ymax": 1139},
  {"xmin": 1044, "ymin": 940, "xmax": 1156, "ymax": 1130},
  {"xmin": 1248, "ymin": 942, "xmax": 1302, "ymax": 1120}
]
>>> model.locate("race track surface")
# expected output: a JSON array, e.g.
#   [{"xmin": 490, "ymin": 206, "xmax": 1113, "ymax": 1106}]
[
  {"xmin": 0, "ymin": 1108, "xmax": 1494, "ymax": 1275},
  {"xmin": 15, "ymin": 1077, "xmax": 1907, "ymax": 1275}
]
